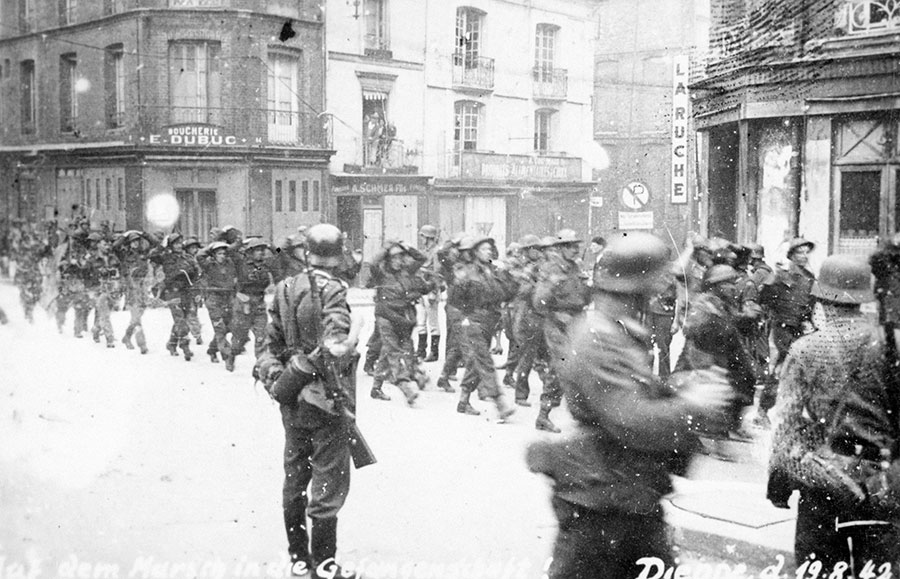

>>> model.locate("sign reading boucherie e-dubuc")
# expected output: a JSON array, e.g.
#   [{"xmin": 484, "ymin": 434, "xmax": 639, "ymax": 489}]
[{"xmin": 146, "ymin": 124, "xmax": 262, "ymax": 146}]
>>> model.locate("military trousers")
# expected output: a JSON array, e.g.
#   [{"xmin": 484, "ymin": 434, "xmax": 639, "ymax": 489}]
[
  {"xmin": 415, "ymin": 293, "xmax": 441, "ymax": 336},
  {"xmin": 91, "ymin": 289, "xmax": 116, "ymax": 345},
  {"xmin": 205, "ymin": 292, "xmax": 233, "ymax": 358},
  {"xmin": 123, "ymin": 284, "xmax": 148, "ymax": 351},
  {"xmin": 374, "ymin": 316, "xmax": 416, "ymax": 385},
  {"xmin": 231, "ymin": 293, "xmax": 268, "ymax": 358},
  {"xmin": 759, "ymin": 323, "xmax": 803, "ymax": 412},
  {"xmin": 165, "ymin": 291, "xmax": 191, "ymax": 348},
  {"xmin": 439, "ymin": 305, "xmax": 464, "ymax": 380},
  {"xmin": 459, "ymin": 316, "xmax": 502, "ymax": 399},
  {"xmin": 281, "ymin": 410, "xmax": 351, "ymax": 564}
]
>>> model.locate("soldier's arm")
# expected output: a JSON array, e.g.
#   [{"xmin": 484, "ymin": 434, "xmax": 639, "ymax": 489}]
[
  {"xmin": 766, "ymin": 348, "xmax": 809, "ymax": 505},
  {"xmin": 320, "ymin": 278, "xmax": 352, "ymax": 346}
]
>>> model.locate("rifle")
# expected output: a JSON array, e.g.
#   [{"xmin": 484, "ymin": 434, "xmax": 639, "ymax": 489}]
[{"xmin": 306, "ymin": 267, "xmax": 377, "ymax": 469}]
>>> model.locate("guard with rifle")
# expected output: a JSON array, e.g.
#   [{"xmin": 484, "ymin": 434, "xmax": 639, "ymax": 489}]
[{"xmin": 255, "ymin": 223, "xmax": 372, "ymax": 579}]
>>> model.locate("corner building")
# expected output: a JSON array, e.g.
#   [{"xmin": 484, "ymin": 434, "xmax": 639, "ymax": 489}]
[{"xmin": 0, "ymin": 0, "xmax": 331, "ymax": 242}]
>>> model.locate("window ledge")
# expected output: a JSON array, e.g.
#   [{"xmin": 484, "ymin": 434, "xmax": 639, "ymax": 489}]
[{"xmin": 812, "ymin": 30, "xmax": 900, "ymax": 55}]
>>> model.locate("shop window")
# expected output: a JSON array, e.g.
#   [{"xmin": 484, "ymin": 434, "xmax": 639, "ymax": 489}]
[
  {"xmin": 117, "ymin": 177, "xmax": 124, "ymax": 211},
  {"xmin": 84, "ymin": 179, "xmax": 92, "ymax": 208},
  {"xmin": 289, "ymin": 180, "xmax": 297, "ymax": 212},
  {"xmin": 105, "ymin": 178, "xmax": 112, "ymax": 211},
  {"xmin": 95, "ymin": 178, "xmax": 101, "ymax": 208},
  {"xmin": 168, "ymin": 41, "xmax": 221, "ymax": 124},
  {"xmin": 60, "ymin": 53, "xmax": 78, "ymax": 133},
  {"xmin": 274, "ymin": 180, "xmax": 283, "ymax": 212}
]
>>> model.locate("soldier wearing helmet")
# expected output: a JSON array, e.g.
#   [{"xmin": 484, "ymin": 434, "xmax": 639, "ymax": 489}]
[
  {"xmin": 769, "ymin": 253, "xmax": 899, "ymax": 572},
  {"xmin": 449, "ymin": 235, "xmax": 517, "ymax": 418},
  {"xmin": 676, "ymin": 264, "xmax": 758, "ymax": 458},
  {"xmin": 180, "ymin": 237, "xmax": 205, "ymax": 346},
  {"xmin": 367, "ymin": 239, "xmax": 434, "ymax": 405},
  {"xmin": 229, "ymin": 237, "xmax": 276, "ymax": 364},
  {"xmin": 112, "ymin": 229, "xmax": 154, "ymax": 354},
  {"xmin": 530, "ymin": 229, "xmax": 591, "ymax": 433},
  {"xmin": 756, "ymin": 237, "xmax": 816, "ymax": 428},
  {"xmin": 527, "ymin": 231, "xmax": 732, "ymax": 579},
  {"xmin": 508, "ymin": 233, "xmax": 550, "ymax": 405},
  {"xmin": 196, "ymin": 240, "xmax": 239, "ymax": 370},
  {"xmin": 148, "ymin": 231, "xmax": 201, "ymax": 360},
  {"xmin": 432, "ymin": 233, "xmax": 470, "ymax": 392},
  {"xmin": 255, "ymin": 223, "xmax": 361, "ymax": 579},
  {"xmin": 274, "ymin": 233, "xmax": 308, "ymax": 283},
  {"xmin": 415, "ymin": 224, "xmax": 443, "ymax": 363},
  {"xmin": 84, "ymin": 231, "xmax": 121, "ymax": 347}
]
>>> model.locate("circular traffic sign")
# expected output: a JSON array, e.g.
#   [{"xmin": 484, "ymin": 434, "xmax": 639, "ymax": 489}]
[{"xmin": 621, "ymin": 181, "xmax": 650, "ymax": 210}]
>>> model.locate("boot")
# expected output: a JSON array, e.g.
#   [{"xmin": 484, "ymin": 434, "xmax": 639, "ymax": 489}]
[
  {"xmin": 92, "ymin": 327, "xmax": 101, "ymax": 343},
  {"xmin": 502, "ymin": 372, "xmax": 515, "ymax": 388},
  {"xmin": 535, "ymin": 402, "xmax": 561, "ymax": 433},
  {"xmin": 457, "ymin": 390, "xmax": 480, "ymax": 415},
  {"xmin": 436, "ymin": 376, "xmax": 456, "ymax": 393},
  {"xmin": 180, "ymin": 339, "xmax": 193, "ymax": 362},
  {"xmin": 362, "ymin": 358, "xmax": 376, "ymax": 376},
  {"xmin": 370, "ymin": 380, "xmax": 391, "ymax": 401},
  {"xmin": 310, "ymin": 517, "xmax": 356, "ymax": 579},
  {"xmin": 122, "ymin": 329, "xmax": 134, "ymax": 350},
  {"xmin": 416, "ymin": 333, "xmax": 428, "ymax": 360},
  {"xmin": 397, "ymin": 381, "xmax": 419, "ymax": 406},
  {"xmin": 515, "ymin": 398, "xmax": 532, "ymax": 407},
  {"xmin": 210, "ymin": 352, "xmax": 220, "ymax": 363},
  {"xmin": 424, "ymin": 335, "xmax": 440, "ymax": 362},
  {"xmin": 495, "ymin": 395, "xmax": 516, "ymax": 422},
  {"xmin": 225, "ymin": 354, "xmax": 235, "ymax": 372},
  {"xmin": 166, "ymin": 341, "xmax": 178, "ymax": 356}
]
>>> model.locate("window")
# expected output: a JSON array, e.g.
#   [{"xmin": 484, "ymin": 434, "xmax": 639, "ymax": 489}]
[
  {"xmin": 534, "ymin": 109, "xmax": 554, "ymax": 153},
  {"xmin": 60, "ymin": 0, "xmax": 77, "ymax": 25},
  {"xmin": 534, "ymin": 24, "xmax": 557, "ymax": 82},
  {"xmin": 455, "ymin": 7, "xmax": 483, "ymax": 67},
  {"xmin": 117, "ymin": 177, "xmax": 124, "ymax": 211},
  {"xmin": 267, "ymin": 52, "xmax": 300, "ymax": 144},
  {"xmin": 19, "ymin": 0, "xmax": 34, "ymax": 33},
  {"xmin": 312, "ymin": 181, "xmax": 320, "ymax": 212},
  {"xmin": 105, "ymin": 178, "xmax": 112, "ymax": 210},
  {"xmin": 454, "ymin": 101, "xmax": 481, "ymax": 153},
  {"xmin": 274, "ymin": 180, "xmax": 283, "ymax": 212},
  {"xmin": 363, "ymin": 93, "xmax": 389, "ymax": 166},
  {"xmin": 844, "ymin": 0, "xmax": 900, "ymax": 35},
  {"xmin": 364, "ymin": 0, "xmax": 388, "ymax": 51},
  {"xmin": 105, "ymin": 45, "xmax": 125, "ymax": 128},
  {"xmin": 20, "ymin": 59, "xmax": 35, "ymax": 134},
  {"xmin": 4, "ymin": 59, "xmax": 10, "ymax": 78},
  {"xmin": 301, "ymin": 181, "xmax": 310, "ymax": 212},
  {"xmin": 289, "ymin": 180, "xmax": 297, "ymax": 212},
  {"xmin": 85, "ymin": 179, "xmax": 92, "ymax": 207},
  {"xmin": 95, "ymin": 178, "xmax": 101, "ymax": 208},
  {"xmin": 176, "ymin": 190, "xmax": 217, "ymax": 241},
  {"xmin": 103, "ymin": 0, "xmax": 125, "ymax": 15},
  {"xmin": 168, "ymin": 41, "xmax": 221, "ymax": 124},
  {"xmin": 60, "ymin": 53, "xmax": 78, "ymax": 132}
]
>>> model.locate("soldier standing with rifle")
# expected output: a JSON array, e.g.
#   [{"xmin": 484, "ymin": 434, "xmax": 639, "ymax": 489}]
[{"xmin": 255, "ymin": 224, "xmax": 371, "ymax": 579}]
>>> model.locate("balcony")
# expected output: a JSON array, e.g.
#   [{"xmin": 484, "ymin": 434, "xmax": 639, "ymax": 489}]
[
  {"xmin": 136, "ymin": 106, "xmax": 332, "ymax": 148},
  {"xmin": 452, "ymin": 52, "xmax": 495, "ymax": 92},
  {"xmin": 532, "ymin": 67, "xmax": 567, "ymax": 100}
]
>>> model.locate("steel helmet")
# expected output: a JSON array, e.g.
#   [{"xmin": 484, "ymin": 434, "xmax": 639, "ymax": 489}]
[
  {"xmin": 539, "ymin": 236, "xmax": 557, "ymax": 248},
  {"xmin": 520, "ymin": 234, "xmax": 542, "ymax": 249},
  {"xmin": 506, "ymin": 242, "xmax": 522, "ymax": 256},
  {"xmin": 812, "ymin": 254, "xmax": 874, "ymax": 305},
  {"xmin": 124, "ymin": 230, "xmax": 143, "ymax": 243},
  {"xmin": 244, "ymin": 237, "xmax": 270, "ymax": 251},
  {"xmin": 183, "ymin": 236, "xmax": 202, "ymax": 249},
  {"xmin": 787, "ymin": 237, "xmax": 815, "ymax": 257},
  {"xmin": 209, "ymin": 241, "xmax": 229, "ymax": 253},
  {"xmin": 702, "ymin": 264, "xmax": 740, "ymax": 291},
  {"xmin": 748, "ymin": 243, "xmax": 765, "ymax": 259},
  {"xmin": 306, "ymin": 224, "xmax": 344, "ymax": 267},
  {"xmin": 164, "ymin": 233, "xmax": 183, "ymax": 248},
  {"xmin": 459, "ymin": 235, "xmax": 494, "ymax": 252},
  {"xmin": 593, "ymin": 232, "xmax": 671, "ymax": 294},
  {"xmin": 553, "ymin": 229, "xmax": 582, "ymax": 246},
  {"xmin": 418, "ymin": 224, "xmax": 439, "ymax": 239}
]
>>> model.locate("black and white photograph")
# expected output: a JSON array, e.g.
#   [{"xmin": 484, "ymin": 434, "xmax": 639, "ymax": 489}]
[{"xmin": 1, "ymin": 0, "xmax": 899, "ymax": 577}]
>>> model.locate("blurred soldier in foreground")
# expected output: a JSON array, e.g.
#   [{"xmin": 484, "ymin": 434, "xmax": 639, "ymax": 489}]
[
  {"xmin": 527, "ymin": 232, "xmax": 732, "ymax": 578},
  {"xmin": 255, "ymin": 224, "xmax": 362, "ymax": 579}
]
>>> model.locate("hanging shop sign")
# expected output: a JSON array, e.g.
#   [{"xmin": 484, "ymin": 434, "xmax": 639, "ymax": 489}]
[{"xmin": 671, "ymin": 55, "xmax": 690, "ymax": 204}]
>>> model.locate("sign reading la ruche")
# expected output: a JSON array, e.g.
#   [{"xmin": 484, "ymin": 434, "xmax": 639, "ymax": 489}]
[{"xmin": 146, "ymin": 123, "xmax": 260, "ymax": 146}]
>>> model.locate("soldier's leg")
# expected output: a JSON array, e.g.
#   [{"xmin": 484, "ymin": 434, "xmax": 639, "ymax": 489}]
[
  {"xmin": 513, "ymin": 333, "xmax": 537, "ymax": 405},
  {"xmin": 474, "ymin": 321, "xmax": 513, "ymax": 418},
  {"xmin": 536, "ymin": 338, "xmax": 563, "ymax": 433},
  {"xmin": 282, "ymin": 418, "xmax": 314, "ymax": 568},
  {"xmin": 306, "ymin": 422, "xmax": 352, "ymax": 575},
  {"xmin": 438, "ymin": 306, "xmax": 463, "ymax": 386},
  {"xmin": 230, "ymin": 296, "xmax": 251, "ymax": 356},
  {"xmin": 55, "ymin": 291, "xmax": 70, "ymax": 332},
  {"xmin": 132, "ymin": 303, "xmax": 148, "ymax": 354},
  {"xmin": 96, "ymin": 292, "xmax": 116, "ymax": 346},
  {"xmin": 74, "ymin": 292, "xmax": 90, "ymax": 337},
  {"xmin": 0, "ymin": 306, "xmax": 7, "ymax": 325},
  {"xmin": 758, "ymin": 324, "xmax": 798, "ymax": 415},
  {"xmin": 185, "ymin": 296, "xmax": 202, "ymax": 343},
  {"xmin": 363, "ymin": 324, "xmax": 381, "ymax": 375},
  {"xmin": 415, "ymin": 300, "xmax": 428, "ymax": 359},
  {"xmin": 251, "ymin": 297, "xmax": 268, "ymax": 358}
]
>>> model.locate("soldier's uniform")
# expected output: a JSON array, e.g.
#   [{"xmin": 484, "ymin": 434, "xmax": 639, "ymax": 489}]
[
  {"xmin": 56, "ymin": 233, "xmax": 93, "ymax": 338},
  {"xmin": 452, "ymin": 237, "xmax": 517, "ymax": 418},
  {"xmin": 434, "ymin": 237, "xmax": 465, "ymax": 392},
  {"xmin": 414, "ymin": 225, "xmax": 442, "ymax": 362},
  {"xmin": 255, "ymin": 224, "xmax": 359, "ymax": 579},
  {"xmin": 183, "ymin": 237, "xmax": 204, "ymax": 345},
  {"xmin": 198, "ymin": 241, "xmax": 238, "ymax": 370},
  {"xmin": 645, "ymin": 279, "xmax": 677, "ymax": 379},
  {"xmin": 12, "ymin": 233, "xmax": 46, "ymax": 323},
  {"xmin": 368, "ymin": 242, "xmax": 433, "ymax": 403},
  {"xmin": 232, "ymin": 240, "xmax": 276, "ymax": 359},
  {"xmin": 115, "ymin": 231, "xmax": 152, "ymax": 354},
  {"xmin": 510, "ymin": 235, "xmax": 549, "ymax": 406},
  {"xmin": 85, "ymin": 238, "xmax": 121, "ymax": 347},
  {"xmin": 532, "ymin": 231, "xmax": 591, "ymax": 432},
  {"xmin": 150, "ymin": 235, "xmax": 201, "ymax": 360}
]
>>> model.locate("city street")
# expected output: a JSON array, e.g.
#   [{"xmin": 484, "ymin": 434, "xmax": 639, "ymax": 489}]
[{"xmin": 0, "ymin": 283, "xmax": 788, "ymax": 579}]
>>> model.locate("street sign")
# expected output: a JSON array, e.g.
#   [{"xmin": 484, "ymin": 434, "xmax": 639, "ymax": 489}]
[
  {"xmin": 589, "ymin": 197, "xmax": 603, "ymax": 208},
  {"xmin": 620, "ymin": 182, "xmax": 650, "ymax": 210},
  {"xmin": 618, "ymin": 211, "xmax": 654, "ymax": 230}
]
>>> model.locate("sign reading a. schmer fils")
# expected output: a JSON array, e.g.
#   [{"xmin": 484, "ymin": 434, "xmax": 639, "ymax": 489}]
[{"xmin": 671, "ymin": 55, "xmax": 690, "ymax": 204}]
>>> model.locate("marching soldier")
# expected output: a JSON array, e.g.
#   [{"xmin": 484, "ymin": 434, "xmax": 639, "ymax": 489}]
[
  {"xmin": 254, "ymin": 224, "xmax": 361, "ymax": 579},
  {"xmin": 531, "ymin": 229, "xmax": 591, "ymax": 433},
  {"xmin": 85, "ymin": 233, "xmax": 121, "ymax": 348},
  {"xmin": 510, "ymin": 234, "xmax": 548, "ymax": 406},
  {"xmin": 197, "ymin": 240, "xmax": 238, "ymax": 371},
  {"xmin": 12, "ymin": 231, "xmax": 46, "ymax": 323},
  {"xmin": 434, "ymin": 234, "xmax": 467, "ymax": 392},
  {"xmin": 368, "ymin": 240, "xmax": 433, "ymax": 404},
  {"xmin": 452, "ymin": 235, "xmax": 517, "ymax": 419},
  {"xmin": 183, "ymin": 236, "xmax": 205, "ymax": 346},
  {"xmin": 114, "ymin": 230, "xmax": 153, "ymax": 354},
  {"xmin": 274, "ymin": 233, "xmax": 308, "ymax": 283},
  {"xmin": 149, "ymin": 233, "xmax": 201, "ymax": 361},
  {"xmin": 231, "ymin": 237, "xmax": 276, "ymax": 361}
]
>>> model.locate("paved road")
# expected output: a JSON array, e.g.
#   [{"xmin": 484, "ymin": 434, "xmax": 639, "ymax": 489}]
[{"xmin": 0, "ymin": 284, "xmax": 789, "ymax": 578}]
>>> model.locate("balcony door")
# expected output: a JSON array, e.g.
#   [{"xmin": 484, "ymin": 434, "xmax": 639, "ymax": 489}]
[
  {"xmin": 168, "ymin": 41, "xmax": 221, "ymax": 124},
  {"xmin": 268, "ymin": 53, "xmax": 300, "ymax": 144},
  {"xmin": 176, "ymin": 189, "xmax": 217, "ymax": 242}
]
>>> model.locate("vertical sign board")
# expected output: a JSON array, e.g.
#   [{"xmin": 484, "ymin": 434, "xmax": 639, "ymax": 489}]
[{"xmin": 671, "ymin": 55, "xmax": 690, "ymax": 204}]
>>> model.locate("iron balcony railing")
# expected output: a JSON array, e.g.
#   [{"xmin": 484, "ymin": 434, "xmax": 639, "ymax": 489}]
[
  {"xmin": 532, "ymin": 66, "xmax": 567, "ymax": 99},
  {"xmin": 136, "ymin": 106, "xmax": 332, "ymax": 148},
  {"xmin": 452, "ymin": 52, "xmax": 495, "ymax": 91},
  {"xmin": 840, "ymin": 0, "xmax": 900, "ymax": 35},
  {"xmin": 362, "ymin": 139, "xmax": 418, "ymax": 170}
]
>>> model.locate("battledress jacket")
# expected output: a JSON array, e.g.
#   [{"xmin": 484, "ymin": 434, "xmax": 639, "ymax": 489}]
[
  {"xmin": 526, "ymin": 307, "xmax": 699, "ymax": 513},
  {"xmin": 368, "ymin": 247, "xmax": 432, "ymax": 329}
]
